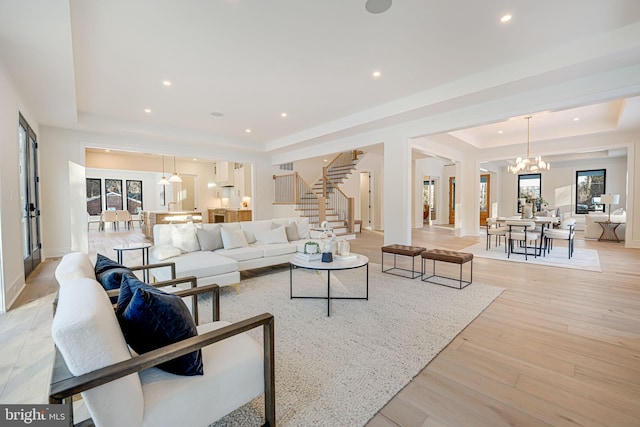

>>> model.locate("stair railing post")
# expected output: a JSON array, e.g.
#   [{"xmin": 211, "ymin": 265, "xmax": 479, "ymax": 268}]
[
  {"xmin": 322, "ymin": 166, "xmax": 328, "ymax": 198},
  {"xmin": 294, "ymin": 172, "xmax": 299, "ymax": 204},
  {"xmin": 348, "ymin": 197, "xmax": 354, "ymax": 232},
  {"xmin": 318, "ymin": 196, "xmax": 326, "ymax": 224}
]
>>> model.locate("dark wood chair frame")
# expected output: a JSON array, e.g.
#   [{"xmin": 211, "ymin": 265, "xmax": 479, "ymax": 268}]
[{"xmin": 50, "ymin": 263, "xmax": 276, "ymax": 427}]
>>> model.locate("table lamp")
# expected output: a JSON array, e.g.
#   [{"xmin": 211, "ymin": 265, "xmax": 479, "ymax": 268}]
[{"xmin": 600, "ymin": 194, "xmax": 620, "ymax": 222}]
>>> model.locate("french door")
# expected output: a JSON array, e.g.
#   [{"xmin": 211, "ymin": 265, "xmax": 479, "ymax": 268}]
[{"xmin": 18, "ymin": 114, "xmax": 41, "ymax": 278}]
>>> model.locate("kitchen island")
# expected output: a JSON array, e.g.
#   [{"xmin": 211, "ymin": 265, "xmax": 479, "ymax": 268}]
[{"xmin": 142, "ymin": 210, "xmax": 202, "ymax": 240}]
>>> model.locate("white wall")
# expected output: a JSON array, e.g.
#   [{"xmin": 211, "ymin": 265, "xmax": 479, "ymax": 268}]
[
  {"xmin": 0, "ymin": 65, "xmax": 40, "ymax": 311},
  {"xmin": 497, "ymin": 156, "xmax": 628, "ymax": 218},
  {"xmin": 39, "ymin": 126, "xmax": 274, "ymax": 257}
]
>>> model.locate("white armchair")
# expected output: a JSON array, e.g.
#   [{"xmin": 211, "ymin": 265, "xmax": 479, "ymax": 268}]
[{"xmin": 50, "ymin": 256, "xmax": 275, "ymax": 427}]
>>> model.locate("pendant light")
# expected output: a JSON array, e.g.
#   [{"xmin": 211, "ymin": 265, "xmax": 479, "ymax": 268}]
[
  {"xmin": 507, "ymin": 116, "xmax": 550, "ymax": 174},
  {"xmin": 169, "ymin": 156, "xmax": 182, "ymax": 183},
  {"xmin": 158, "ymin": 155, "xmax": 170, "ymax": 185}
]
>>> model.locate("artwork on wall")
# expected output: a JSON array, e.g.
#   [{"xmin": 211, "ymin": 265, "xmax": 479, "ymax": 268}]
[
  {"xmin": 126, "ymin": 180, "xmax": 143, "ymax": 214},
  {"xmin": 160, "ymin": 184, "xmax": 166, "ymax": 206},
  {"xmin": 86, "ymin": 178, "xmax": 102, "ymax": 215},
  {"xmin": 105, "ymin": 179, "xmax": 123, "ymax": 210}
]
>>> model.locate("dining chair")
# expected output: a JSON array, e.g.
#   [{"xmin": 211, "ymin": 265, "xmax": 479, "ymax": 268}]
[
  {"xmin": 116, "ymin": 209, "xmax": 134, "ymax": 230},
  {"xmin": 87, "ymin": 212, "xmax": 102, "ymax": 231},
  {"xmin": 485, "ymin": 218, "xmax": 507, "ymax": 250},
  {"xmin": 544, "ymin": 218, "xmax": 576, "ymax": 259},
  {"xmin": 101, "ymin": 210, "xmax": 118, "ymax": 231},
  {"xmin": 505, "ymin": 220, "xmax": 539, "ymax": 260}
]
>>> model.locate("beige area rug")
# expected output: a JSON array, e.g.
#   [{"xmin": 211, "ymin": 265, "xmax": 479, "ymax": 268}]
[
  {"xmin": 205, "ymin": 263, "xmax": 503, "ymax": 427},
  {"xmin": 462, "ymin": 239, "xmax": 601, "ymax": 272}
]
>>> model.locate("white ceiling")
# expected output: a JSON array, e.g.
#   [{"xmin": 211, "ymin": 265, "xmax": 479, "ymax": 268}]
[{"xmin": 1, "ymin": 0, "xmax": 640, "ymax": 160}]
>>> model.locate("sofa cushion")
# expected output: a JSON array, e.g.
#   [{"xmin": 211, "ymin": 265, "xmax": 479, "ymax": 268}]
[
  {"xmin": 117, "ymin": 275, "xmax": 203, "ymax": 376},
  {"xmin": 240, "ymin": 220, "xmax": 273, "ymax": 244},
  {"xmin": 260, "ymin": 243, "xmax": 298, "ymax": 258},
  {"xmin": 284, "ymin": 222, "xmax": 300, "ymax": 242},
  {"xmin": 52, "ymin": 279, "xmax": 144, "ymax": 427},
  {"xmin": 196, "ymin": 226, "xmax": 223, "ymax": 251},
  {"xmin": 221, "ymin": 228, "xmax": 249, "ymax": 249},
  {"xmin": 215, "ymin": 246, "xmax": 265, "ymax": 262},
  {"xmin": 139, "ymin": 321, "xmax": 264, "ymax": 427},
  {"xmin": 55, "ymin": 252, "xmax": 96, "ymax": 285},
  {"xmin": 255, "ymin": 225, "xmax": 288, "ymax": 245},
  {"xmin": 294, "ymin": 217, "xmax": 311, "ymax": 239},
  {"xmin": 172, "ymin": 223, "xmax": 200, "ymax": 253},
  {"xmin": 151, "ymin": 251, "xmax": 238, "ymax": 282},
  {"xmin": 150, "ymin": 244, "xmax": 182, "ymax": 261}
]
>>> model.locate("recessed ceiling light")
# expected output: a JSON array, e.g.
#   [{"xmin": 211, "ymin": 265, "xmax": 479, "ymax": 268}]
[
  {"xmin": 144, "ymin": 108, "xmax": 151, "ymax": 113},
  {"xmin": 281, "ymin": 112, "xmax": 288, "ymax": 118},
  {"xmin": 498, "ymin": 130, "xmax": 503, "ymax": 134},
  {"xmin": 372, "ymin": 71, "xmax": 382, "ymax": 78},
  {"xmin": 105, "ymin": 149, "xmax": 110, "ymax": 153},
  {"xmin": 573, "ymin": 117, "xmax": 580, "ymax": 121},
  {"xmin": 210, "ymin": 112, "xmax": 224, "ymax": 117},
  {"xmin": 162, "ymin": 80, "xmax": 171, "ymax": 86},
  {"xmin": 245, "ymin": 128, "xmax": 251, "ymax": 133},
  {"xmin": 500, "ymin": 14, "xmax": 512, "ymax": 23},
  {"xmin": 323, "ymin": 159, "xmax": 328, "ymax": 162},
  {"xmin": 193, "ymin": 158, "xmax": 197, "ymax": 161}
]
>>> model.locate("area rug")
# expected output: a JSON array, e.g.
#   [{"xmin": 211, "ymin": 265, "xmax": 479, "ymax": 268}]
[
  {"xmin": 204, "ymin": 263, "xmax": 503, "ymax": 427},
  {"xmin": 462, "ymin": 241, "xmax": 601, "ymax": 272}
]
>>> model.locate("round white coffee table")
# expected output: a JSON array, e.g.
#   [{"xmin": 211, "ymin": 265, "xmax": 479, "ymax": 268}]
[{"xmin": 289, "ymin": 253, "xmax": 369, "ymax": 316}]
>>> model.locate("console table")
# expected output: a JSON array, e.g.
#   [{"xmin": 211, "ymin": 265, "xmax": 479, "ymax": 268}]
[{"xmin": 595, "ymin": 221, "xmax": 621, "ymax": 242}]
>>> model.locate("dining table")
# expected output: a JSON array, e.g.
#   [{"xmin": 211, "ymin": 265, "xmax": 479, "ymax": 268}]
[{"xmin": 496, "ymin": 216, "xmax": 560, "ymax": 256}]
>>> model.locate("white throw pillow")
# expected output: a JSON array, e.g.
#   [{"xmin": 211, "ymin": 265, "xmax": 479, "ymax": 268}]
[
  {"xmin": 285, "ymin": 222, "xmax": 300, "ymax": 241},
  {"xmin": 255, "ymin": 226, "xmax": 289, "ymax": 245},
  {"xmin": 294, "ymin": 217, "xmax": 310, "ymax": 239},
  {"xmin": 196, "ymin": 226, "xmax": 223, "ymax": 251},
  {"xmin": 150, "ymin": 244, "xmax": 182, "ymax": 261},
  {"xmin": 171, "ymin": 223, "xmax": 200, "ymax": 253},
  {"xmin": 221, "ymin": 227, "xmax": 249, "ymax": 249}
]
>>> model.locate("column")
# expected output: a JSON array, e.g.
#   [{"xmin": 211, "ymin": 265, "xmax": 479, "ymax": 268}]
[{"xmin": 383, "ymin": 136, "xmax": 412, "ymax": 245}]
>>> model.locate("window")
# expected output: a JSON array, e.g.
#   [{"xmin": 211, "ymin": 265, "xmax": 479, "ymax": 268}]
[
  {"xmin": 517, "ymin": 173, "xmax": 541, "ymax": 212},
  {"xmin": 105, "ymin": 179, "xmax": 123, "ymax": 210},
  {"xmin": 86, "ymin": 178, "xmax": 102, "ymax": 215},
  {"xmin": 126, "ymin": 180, "xmax": 143, "ymax": 214},
  {"xmin": 576, "ymin": 169, "xmax": 606, "ymax": 214}
]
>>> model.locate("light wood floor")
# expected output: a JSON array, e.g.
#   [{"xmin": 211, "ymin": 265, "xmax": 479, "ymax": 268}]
[{"xmin": 4, "ymin": 226, "xmax": 640, "ymax": 427}]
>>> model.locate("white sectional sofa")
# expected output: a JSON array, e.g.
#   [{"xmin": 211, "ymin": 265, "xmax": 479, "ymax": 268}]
[{"xmin": 150, "ymin": 217, "xmax": 320, "ymax": 287}]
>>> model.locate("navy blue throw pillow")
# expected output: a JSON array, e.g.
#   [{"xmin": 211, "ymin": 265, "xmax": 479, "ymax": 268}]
[
  {"xmin": 94, "ymin": 253, "xmax": 125, "ymax": 276},
  {"xmin": 116, "ymin": 275, "xmax": 203, "ymax": 376}
]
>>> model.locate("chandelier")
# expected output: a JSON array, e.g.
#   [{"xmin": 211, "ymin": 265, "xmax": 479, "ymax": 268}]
[{"xmin": 507, "ymin": 116, "xmax": 550, "ymax": 174}]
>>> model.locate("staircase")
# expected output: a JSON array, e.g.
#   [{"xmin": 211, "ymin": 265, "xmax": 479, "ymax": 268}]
[
  {"xmin": 273, "ymin": 150, "xmax": 364, "ymax": 235},
  {"xmin": 302, "ymin": 150, "xmax": 364, "ymax": 235}
]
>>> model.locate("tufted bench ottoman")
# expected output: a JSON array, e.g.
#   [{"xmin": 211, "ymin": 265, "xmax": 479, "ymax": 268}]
[
  {"xmin": 421, "ymin": 249, "xmax": 473, "ymax": 289},
  {"xmin": 381, "ymin": 244, "xmax": 427, "ymax": 279}
]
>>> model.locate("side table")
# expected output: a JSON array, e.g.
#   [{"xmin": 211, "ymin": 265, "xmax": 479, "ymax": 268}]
[
  {"xmin": 595, "ymin": 221, "xmax": 621, "ymax": 242},
  {"xmin": 113, "ymin": 242, "xmax": 152, "ymax": 281}
]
